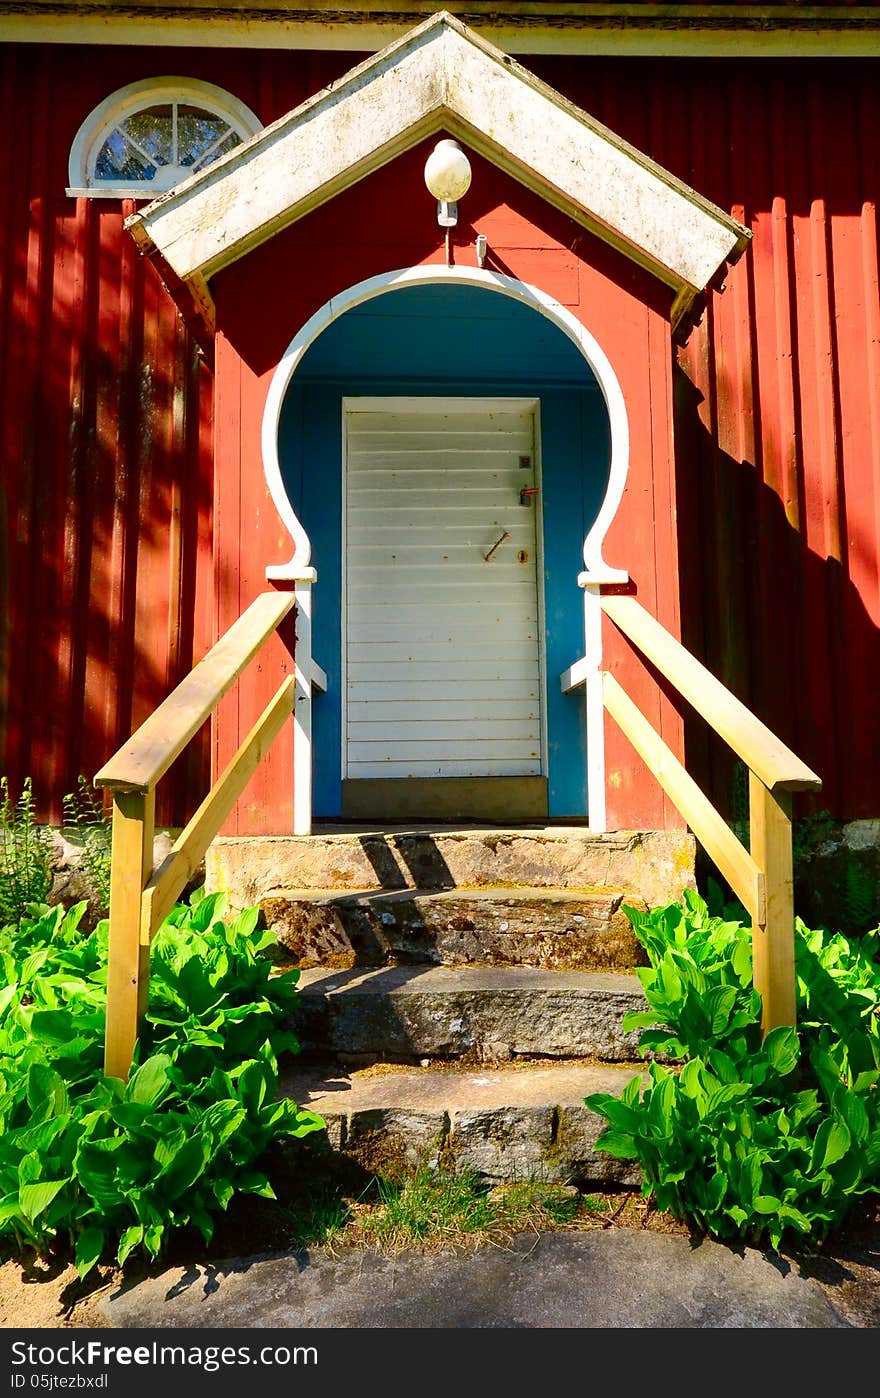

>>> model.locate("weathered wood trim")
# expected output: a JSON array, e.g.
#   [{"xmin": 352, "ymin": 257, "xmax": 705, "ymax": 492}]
[
  {"xmin": 6, "ymin": 7, "xmax": 880, "ymax": 58},
  {"xmin": 95, "ymin": 590, "xmax": 295, "ymax": 794},
  {"xmin": 601, "ymin": 594, "xmax": 822, "ymax": 794},
  {"xmin": 603, "ymin": 672, "xmax": 766, "ymax": 921},
  {"xmin": 141, "ymin": 676, "xmax": 295, "ymax": 936},
  {"xmin": 126, "ymin": 11, "xmax": 750, "ymax": 298}
]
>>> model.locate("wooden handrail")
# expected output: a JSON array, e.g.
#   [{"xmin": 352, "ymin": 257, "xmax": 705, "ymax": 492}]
[
  {"xmin": 603, "ymin": 674, "xmax": 766, "ymax": 923},
  {"xmin": 141, "ymin": 677, "xmax": 296, "ymax": 937},
  {"xmin": 98, "ymin": 590, "xmax": 296, "ymax": 1080},
  {"xmin": 570, "ymin": 593, "xmax": 823, "ymax": 1034},
  {"xmin": 601, "ymin": 594, "xmax": 821, "ymax": 794},
  {"xmin": 95, "ymin": 591, "xmax": 295, "ymax": 796}
]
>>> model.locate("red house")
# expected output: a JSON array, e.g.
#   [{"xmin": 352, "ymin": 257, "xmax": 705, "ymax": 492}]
[{"xmin": 0, "ymin": 5, "xmax": 875, "ymax": 1083}]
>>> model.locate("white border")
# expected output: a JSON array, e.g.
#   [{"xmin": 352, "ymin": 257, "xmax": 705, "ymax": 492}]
[
  {"xmin": 67, "ymin": 76, "xmax": 262, "ymax": 197},
  {"xmin": 261, "ymin": 265, "xmax": 630, "ymax": 584},
  {"xmin": 340, "ymin": 394, "xmax": 548, "ymax": 782}
]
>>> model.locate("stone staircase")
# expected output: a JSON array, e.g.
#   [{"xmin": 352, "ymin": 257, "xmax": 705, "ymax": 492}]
[{"xmin": 205, "ymin": 825, "xmax": 695, "ymax": 1186}]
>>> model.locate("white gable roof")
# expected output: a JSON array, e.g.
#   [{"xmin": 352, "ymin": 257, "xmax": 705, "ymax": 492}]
[{"xmin": 127, "ymin": 11, "xmax": 750, "ymax": 326}]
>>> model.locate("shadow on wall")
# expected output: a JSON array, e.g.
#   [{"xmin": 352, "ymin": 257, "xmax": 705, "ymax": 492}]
[
  {"xmin": 673, "ymin": 361, "xmax": 880, "ymax": 831},
  {"xmin": 0, "ymin": 200, "xmax": 215, "ymax": 828}
]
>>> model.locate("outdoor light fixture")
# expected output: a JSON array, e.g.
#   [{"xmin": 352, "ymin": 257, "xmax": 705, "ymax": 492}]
[{"xmin": 424, "ymin": 138, "xmax": 472, "ymax": 228}]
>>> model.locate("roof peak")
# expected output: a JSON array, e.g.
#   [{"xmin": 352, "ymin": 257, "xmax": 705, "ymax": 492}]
[{"xmin": 127, "ymin": 9, "xmax": 750, "ymax": 330}]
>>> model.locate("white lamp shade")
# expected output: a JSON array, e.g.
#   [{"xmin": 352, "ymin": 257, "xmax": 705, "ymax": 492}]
[{"xmin": 424, "ymin": 139, "xmax": 472, "ymax": 202}]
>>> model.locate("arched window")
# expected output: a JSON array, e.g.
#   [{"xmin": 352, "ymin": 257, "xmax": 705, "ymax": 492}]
[{"xmin": 67, "ymin": 78, "xmax": 262, "ymax": 198}]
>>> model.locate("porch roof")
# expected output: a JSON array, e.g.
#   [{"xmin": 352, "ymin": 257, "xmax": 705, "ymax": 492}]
[{"xmin": 125, "ymin": 9, "xmax": 751, "ymax": 332}]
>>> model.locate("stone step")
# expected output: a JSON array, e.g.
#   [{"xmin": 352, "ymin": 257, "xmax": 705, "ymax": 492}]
[
  {"xmin": 280, "ymin": 1059, "xmax": 643, "ymax": 1187},
  {"xmin": 293, "ymin": 965, "xmax": 647, "ymax": 1063},
  {"xmin": 262, "ymin": 885, "xmax": 650, "ymax": 972},
  {"xmin": 206, "ymin": 826, "xmax": 695, "ymax": 908}
]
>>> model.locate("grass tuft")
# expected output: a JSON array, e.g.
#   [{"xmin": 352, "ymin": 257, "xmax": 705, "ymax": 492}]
[{"xmin": 242, "ymin": 1153, "xmax": 655, "ymax": 1261}]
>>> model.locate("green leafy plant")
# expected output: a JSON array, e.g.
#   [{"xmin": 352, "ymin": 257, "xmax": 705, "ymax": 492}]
[
  {"xmin": 62, "ymin": 777, "xmax": 112, "ymax": 914},
  {"xmin": 0, "ymin": 892, "xmax": 324, "ymax": 1276},
  {"xmin": 586, "ymin": 890, "xmax": 880, "ymax": 1250},
  {"xmin": 0, "ymin": 778, "xmax": 53, "ymax": 926}
]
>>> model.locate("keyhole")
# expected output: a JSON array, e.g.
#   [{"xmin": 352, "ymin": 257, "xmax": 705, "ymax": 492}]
[{"xmin": 517, "ymin": 549, "xmax": 529, "ymax": 564}]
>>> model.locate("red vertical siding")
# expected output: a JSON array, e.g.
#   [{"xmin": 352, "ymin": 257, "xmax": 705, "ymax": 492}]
[{"xmin": 0, "ymin": 47, "xmax": 222, "ymax": 823}]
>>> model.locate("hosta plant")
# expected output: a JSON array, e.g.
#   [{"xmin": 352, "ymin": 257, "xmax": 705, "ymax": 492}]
[
  {"xmin": 0, "ymin": 892, "xmax": 324, "ymax": 1276},
  {"xmin": 586, "ymin": 890, "xmax": 880, "ymax": 1250}
]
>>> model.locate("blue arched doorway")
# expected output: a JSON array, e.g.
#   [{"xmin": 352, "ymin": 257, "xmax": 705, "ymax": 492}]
[{"xmin": 277, "ymin": 282, "xmax": 612, "ymax": 821}]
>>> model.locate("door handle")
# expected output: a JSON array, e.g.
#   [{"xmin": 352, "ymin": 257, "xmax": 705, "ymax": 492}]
[
  {"xmin": 519, "ymin": 486, "xmax": 539, "ymax": 506},
  {"xmin": 484, "ymin": 530, "xmax": 510, "ymax": 562}
]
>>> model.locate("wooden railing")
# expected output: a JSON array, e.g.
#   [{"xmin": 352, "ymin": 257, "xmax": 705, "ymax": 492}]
[
  {"xmin": 94, "ymin": 591, "xmax": 296, "ymax": 1079},
  {"xmin": 566, "ymin": 593, "xmax": 822, "ymax": 1034}
]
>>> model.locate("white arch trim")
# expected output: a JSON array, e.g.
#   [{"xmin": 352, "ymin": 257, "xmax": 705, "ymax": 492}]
[{"xmin": 261, "ymin": 264, "xmax": 630, "ymax": 585}]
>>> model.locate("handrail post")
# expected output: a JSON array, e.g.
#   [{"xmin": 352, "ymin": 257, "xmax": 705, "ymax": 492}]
[
  {"xmin": 749, "ymin": 773, "xmax": 796, "ymax": 1034},
  {"xmin": 293, "ymin": 580, "xmax": 313, "ymax": 836},
  {"xmin": 104, "ymin": 789, "xmax": 155, "ymax": 1080},
  {"xmin": 582, "ymin": 583, "xmax": 607, "ymax": 832}
]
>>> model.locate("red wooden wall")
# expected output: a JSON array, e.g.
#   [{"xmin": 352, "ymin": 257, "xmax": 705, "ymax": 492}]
[{"xmin": 1, "ymin": 41, "xmax": 878, "ymax": 826}]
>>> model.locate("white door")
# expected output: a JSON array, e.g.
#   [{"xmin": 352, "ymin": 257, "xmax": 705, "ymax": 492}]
[{"xmin": 343, "ymin": 397, "xmax": 545, "ymax": 783}]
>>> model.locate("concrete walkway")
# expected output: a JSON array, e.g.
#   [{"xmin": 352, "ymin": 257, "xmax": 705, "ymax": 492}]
[{"xmin": 100, "ymin": 1230, "xmax": 851, "ymax": 1329}]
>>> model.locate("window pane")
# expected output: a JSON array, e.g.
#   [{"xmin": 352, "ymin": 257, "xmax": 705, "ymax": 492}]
[
  {"xmin": 121, "ymin": 105, "xmax": 174, "ymax": 167},
  {"xmin": 95, "ymin": 127, "xmax": 157, "ymax": 181},
  {"xmin": 191, "ymin": 127, "xmax": 241, "ymax": 171},
  {"xmin": 177, "ymin": 105, "xmax": 235, "ymax": 166}
]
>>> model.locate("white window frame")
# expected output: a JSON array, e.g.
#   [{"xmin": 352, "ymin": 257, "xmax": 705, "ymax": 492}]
[{"xmin": 67, "ymin": 77, "xmax": 262, "ymax": 199}]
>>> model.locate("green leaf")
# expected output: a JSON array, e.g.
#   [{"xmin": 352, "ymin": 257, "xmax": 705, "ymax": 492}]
[
  {"xmin": 812, "ymin": 1120, "xmax": 851, "ymax": 1171},
  {"xmin": 777, "ymin": 1204, "xmax": 812, "ymax": 1232},
  {"xmin": 75, "ymin": 1142, "xmax": 125, "ymax": 1211},
  {"xmin": 593, "ymin": 1128, "xmax": 642, "ymax": 1160},
  {"xmin": 154, "ymin": 1129, "xmax": 187, "ymax": 1171},
  {"xmin": 679, "ymin": 1060, "xmax": 707, "ymax": 1102},
  {"xmin": 29, "ymin": 1009, "xmax": 78, "ymax": 1044},
  {"xmin": 20, "ymin": 1179, "xmax": 67, "ymax": 1222},
  {"xmin": 621, "ymin": 1075, "xmax": 643, "ymax": 1107},
  {"xmin": 705, "ymin": 986, "xmax": 738, "ymax": 1036},
  {"xmin": 621, "ymin": 1010, "xmax": 661, "ymax": 1032},
  {"xmin": 236, "ymin": 1060, "xmax": 269, "ymax": 1113},
  {"xmin": 189, "ymin": 1208, "xmax": 216, "ymax": 1244},
  {"xmin": 75, "ymin": 1227, "xmax": 105, "ymax": 1279},
  {"xmin": 18, "ymin": 1151, "xmax": 43, "ymax": 1186},
  {"xmin": 763, "ymin": 1026, "xmax": 800, "ymax": 1077},
  {"xmin": 125, "ymin": 1055, "xmax": 171, "ymax": 1108},
  {"xmin": 25, "ymin": 1063, "xmax": 65, "ymax": 1111},
  {"xmin": 116, "ymin": 1225, "xmax": 144, "ymax": 1267},
  {"xmin": 143, "ymin": 1223, "xmax": 165, "ymax": 1258},
  {"xmin": 13, "ymin": 1115, "xmax": 69, "ymax": 1154},
  {"xmin": 157, "ymin": 1136, "xmax": 210, "ymax": 1199},
  {"xmin": 731, "ymin": 938, "xmax": 752, "ymax": 984},
  {"xmin": 230, "ymin": 908, "xmax": 260, "ymax": 941},
  {"xmin": 753, "ymin": 1194, "xmax": 782, "ymax": 1214},
  {"xmin": 234, "ymin": 1170, "xmax": 275, "ymax": 1199},
  {"xmin": 833, "ymin": 1087, "xmax": 869, "ymax": 1145}
]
